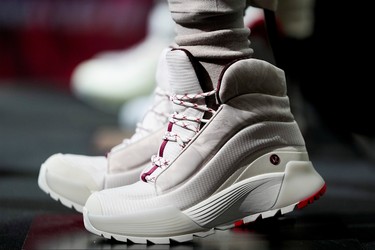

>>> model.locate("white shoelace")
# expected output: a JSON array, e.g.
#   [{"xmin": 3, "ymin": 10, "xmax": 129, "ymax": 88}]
[{"xmin": 141, "ymin": 89, "xmax": 217, "ymax": 182}]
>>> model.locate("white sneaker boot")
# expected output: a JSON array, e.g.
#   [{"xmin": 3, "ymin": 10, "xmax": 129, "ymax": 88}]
[
  {"xmin": 38, "ymin": 48, "xmax": 172, "ymax": 212},
  {"xmin": 83, "ymin": 49, "xmax": 326, "ymax": 244}
]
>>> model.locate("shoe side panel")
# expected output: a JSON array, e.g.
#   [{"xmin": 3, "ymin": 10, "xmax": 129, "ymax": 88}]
[{"xmin": 156, "ymin": 93, "xmax": 300, "ymax": 193}]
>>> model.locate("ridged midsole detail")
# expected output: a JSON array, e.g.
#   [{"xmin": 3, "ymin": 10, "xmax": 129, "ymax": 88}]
[
  {"xmin": 186, "ymin": 157, "xmax": 324, "ymax": 228},
  {"xmin": 86, "ymin": 205, "xmax": 206, "ymax": 237},
  {"xmin": 85, "ymin": 151, "xmax": 324, "ymax": 238},
  {"xmin": 184, "ymin": 174, "xmax": 284, "ymax": 228}
]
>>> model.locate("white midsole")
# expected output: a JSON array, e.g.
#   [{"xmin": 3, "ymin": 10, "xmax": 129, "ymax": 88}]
[{"xmin": 84, "ymin": 159, "xmax": 324, "ymax": 241}]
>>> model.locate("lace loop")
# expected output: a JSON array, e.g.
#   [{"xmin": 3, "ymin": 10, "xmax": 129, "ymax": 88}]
[
  {"xmin": 163, "ymin": 131, "xmax": 191, "ymax": 148},
  {"xmin": 142, "ymin": 89, "xmax": 217, "ymax": 183},
  {"xmin": 168, "ymin": 89, "xmax": 216, "ymax": 133},
  {"xmin": 141, "ymin": 155, "xmax": 170, "ymax": 182},
  {"xmin": 152, "ymin": 155, "xmax": 170, "ymax": 168}
]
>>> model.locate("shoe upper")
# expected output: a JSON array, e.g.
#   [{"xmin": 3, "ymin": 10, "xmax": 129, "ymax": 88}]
[
  {"xmin": 155, "ymin": 55, "xmax": 299, "ymax": 194},
  {"xmin": 85, "ymin": 49, "xmax": 306, "ymax": 216},
  {"xmin": 140, "ymin": 49, "xmax": 210, "ymax": 183}
]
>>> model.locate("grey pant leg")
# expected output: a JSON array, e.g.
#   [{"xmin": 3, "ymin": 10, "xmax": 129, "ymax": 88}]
[{"xmin": 167, "ymin": 0, "xmax": 253, "ymax": 61}]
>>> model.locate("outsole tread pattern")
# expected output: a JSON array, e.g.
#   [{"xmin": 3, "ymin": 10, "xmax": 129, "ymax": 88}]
[{"xmin": 227, "ymin": 183, "xmax": 327, "ymax": 229}]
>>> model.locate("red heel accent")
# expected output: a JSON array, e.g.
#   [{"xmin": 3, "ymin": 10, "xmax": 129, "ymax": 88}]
[
  {"xmin": 234, "ymin": 220, "xmax": 244, "ymax": 227},
  {"xmin": 225, "ymin": 184, "xmax": 327, "ymax": 229},
  {"xmin": 297, "ymin": 184, "xmax": 327, "ymax": 209}
]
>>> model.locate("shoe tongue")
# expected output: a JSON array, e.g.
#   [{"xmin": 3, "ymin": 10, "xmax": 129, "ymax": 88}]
[
  {"xmin": 155, "ymin": 48, "xmax": 171, "ymax": 92},
  {"xmin": 159, "ymin": 49, "xmax": 205, "ymax": 161},
  {"xmin": 166, "ymin": 49, "xmax": 203, "ymax": 97},
  {"xmin": 141, "ymin": 49, "xmax": 209, "ymax": 182},
  {"xmin": 139, "ymin": 48, "xmax": 171, "ymax": 133}
]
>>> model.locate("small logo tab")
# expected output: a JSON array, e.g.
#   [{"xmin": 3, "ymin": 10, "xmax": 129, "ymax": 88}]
[{"xmin": 270, "ymin": 154, "xmax": 280, "ymax": 165}]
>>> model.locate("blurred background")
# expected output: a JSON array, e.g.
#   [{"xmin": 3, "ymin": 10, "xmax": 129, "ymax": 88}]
[
  {"xmin": 0, "ymin": 0, "xmax": 374, "ymax": 249},
  {"xmin": 0, "ymin": 0, "xmax": 152, "ymax": 89}
]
